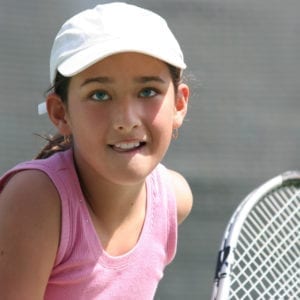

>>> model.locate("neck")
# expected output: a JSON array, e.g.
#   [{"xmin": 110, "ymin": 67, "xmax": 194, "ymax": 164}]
[{"xmin": 76, "ymin": 164, "xmax": 146, "ymax": 221}]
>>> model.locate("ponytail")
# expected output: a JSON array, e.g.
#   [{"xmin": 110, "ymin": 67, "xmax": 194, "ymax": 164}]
[{"xmin": 35, "ymin": 133, "xmax": 72, "ymax": 159}]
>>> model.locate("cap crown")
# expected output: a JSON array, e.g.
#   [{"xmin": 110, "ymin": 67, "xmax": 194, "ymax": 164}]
[{"xmin": 50, "ymin": 2, "xmax": 186, "ymax": 84}]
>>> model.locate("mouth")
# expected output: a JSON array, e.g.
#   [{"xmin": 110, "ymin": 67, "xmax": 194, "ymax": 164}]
[{"xmin": 110, "ymin": 141, "xmax": 146, "ymax": 152}]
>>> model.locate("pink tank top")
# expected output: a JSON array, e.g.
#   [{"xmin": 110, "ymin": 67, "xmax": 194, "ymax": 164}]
[{"xmin": 0, "ymin": 149, "xmax": 177, "ymax": 299}]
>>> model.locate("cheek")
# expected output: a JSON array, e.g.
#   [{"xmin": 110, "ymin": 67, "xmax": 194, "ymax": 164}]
[
  {"xmin": 156, "ymin": 98, "xmax": 176, "ymax": 121},
  {"xmin": 148, "ymin": 102, "xmax": 176, "ymax": 136},
  {"xmin": 68, "ymin": 106, "xmax": 109, "ymax": 140}
]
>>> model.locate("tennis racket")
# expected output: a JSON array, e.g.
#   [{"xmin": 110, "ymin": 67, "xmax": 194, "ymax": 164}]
[{"xmin": 211, "ymin": 171, "xmax": 300, "ymax": 300}]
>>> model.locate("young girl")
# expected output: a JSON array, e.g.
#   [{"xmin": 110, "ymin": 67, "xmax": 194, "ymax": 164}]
[{"xmin": 0, "ymin": 2, "xmax": 192, "ymax": 299}]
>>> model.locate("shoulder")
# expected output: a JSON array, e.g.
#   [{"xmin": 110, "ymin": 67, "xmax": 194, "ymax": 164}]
[
  {"xmin": 0, "ymin": 170, "xmax": 61, "ymax": 297},
  {"xmin": 0, "ymin": 170, "xmax": 61, "ymax": 248},
  {"xmin": 0, "ymin": 169, "xmax": 61, "ymax": 215},
  {"xmin": 166, "ymin": 169, "xmax": 193, "ymax": 225}
]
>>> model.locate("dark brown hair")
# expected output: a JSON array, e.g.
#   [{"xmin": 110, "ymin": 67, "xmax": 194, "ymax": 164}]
[{"xmin": 35, "ymin": 64, "xmax": 182, "ymax": 159}]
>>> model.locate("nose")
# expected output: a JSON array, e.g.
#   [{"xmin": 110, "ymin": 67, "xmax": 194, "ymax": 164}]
[{"xmin": 112, "ymin": 99, "xmax": 141, "ymax": 132}]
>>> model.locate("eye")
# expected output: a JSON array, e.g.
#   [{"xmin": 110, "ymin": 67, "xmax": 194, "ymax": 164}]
[
  {"xmin": 139, "ymin": 88, "xmax": 158, "ymax": 98},
  {"xmin": 90, "ymin": 90, "xmax": 110, "ymax": 102}
]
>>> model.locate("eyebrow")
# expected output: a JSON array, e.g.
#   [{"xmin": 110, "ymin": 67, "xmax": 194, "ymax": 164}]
[
  {"xmin": 80, "ymin": 76, "xmax": 166, "ymax": 87},
  {"xmin": 134, "ymin": 76, "xmax": 166, "ymax": 84},
  {"xmin": 81, "ymin": 77, "xmax": 113, "ymax": 87}
]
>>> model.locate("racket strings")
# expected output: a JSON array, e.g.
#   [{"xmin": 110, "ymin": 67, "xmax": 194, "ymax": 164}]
[
  {"xmin": 236, "ymin": 218, "xmax": 298, "ymax": 287},
  {"xmin": 232, "ymin": 222, "xmax": 299, "ymax": 298},
  {"xmin": 232, "ymin": 193, "xmax": 300, "ymax": 298},
  {"xmin": 229, "ymin": 185, "xmax": 300, "ymax": 299}
]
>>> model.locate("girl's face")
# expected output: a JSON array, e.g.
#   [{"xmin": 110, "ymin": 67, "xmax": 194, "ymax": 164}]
[{"xmin": 56, "ymin": 52, "xmax": 189, "ymax": 185}]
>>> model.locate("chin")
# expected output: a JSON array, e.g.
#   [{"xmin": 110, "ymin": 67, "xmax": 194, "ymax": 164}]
[{"xmin": 109, "ymin": 162, "xmax": 156, "ymax": 186}]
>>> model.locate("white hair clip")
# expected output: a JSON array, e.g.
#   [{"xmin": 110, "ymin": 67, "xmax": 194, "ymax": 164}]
[{"xmin": 38, "ymin": 102, "xmax": 47, "ymax": 115}]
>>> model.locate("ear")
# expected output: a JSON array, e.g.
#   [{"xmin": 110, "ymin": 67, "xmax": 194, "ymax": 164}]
[
  {"xmin": 46, "ymin": 93, "xmax": 72, "ymax": 135},
  {"xmin": 173, "ymin": 83, "xmax": 189, "ymax": 129}
]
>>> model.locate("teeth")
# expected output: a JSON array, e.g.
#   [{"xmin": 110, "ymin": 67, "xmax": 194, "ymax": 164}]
[{"xmin": 114, "ymin": 142, "xmax": 140, "ymax": 150}]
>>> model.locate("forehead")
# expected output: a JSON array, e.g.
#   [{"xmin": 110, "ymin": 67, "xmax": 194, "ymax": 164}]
[{"xmin": 73, "ymin": 52, "xmax": 171, "ymax": 79}]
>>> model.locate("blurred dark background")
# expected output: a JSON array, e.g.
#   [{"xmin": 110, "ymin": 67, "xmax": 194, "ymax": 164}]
[{"xmin": 1, "ymin": 0, "xmax": 300, "ymax": 298}]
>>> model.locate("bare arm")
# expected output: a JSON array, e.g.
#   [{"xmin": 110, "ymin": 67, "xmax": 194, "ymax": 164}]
[
  {"xmin": 167, "ymin": 169, "xmax": 193, "ymax": 225},
  {"xmin": 0, "ymin": 170, "xmax": 61, "ymax": 299}
]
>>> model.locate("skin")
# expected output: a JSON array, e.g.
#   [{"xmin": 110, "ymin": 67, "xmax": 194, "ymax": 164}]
[{"xmin": 0, "ymin": 52, "xmax": 192, "ymax": 298}]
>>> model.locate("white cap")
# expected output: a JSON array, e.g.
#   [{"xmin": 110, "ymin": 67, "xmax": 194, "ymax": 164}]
[{"xmin": 49, "ymin": 2, "xmax": 186, "ymax": 85}]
